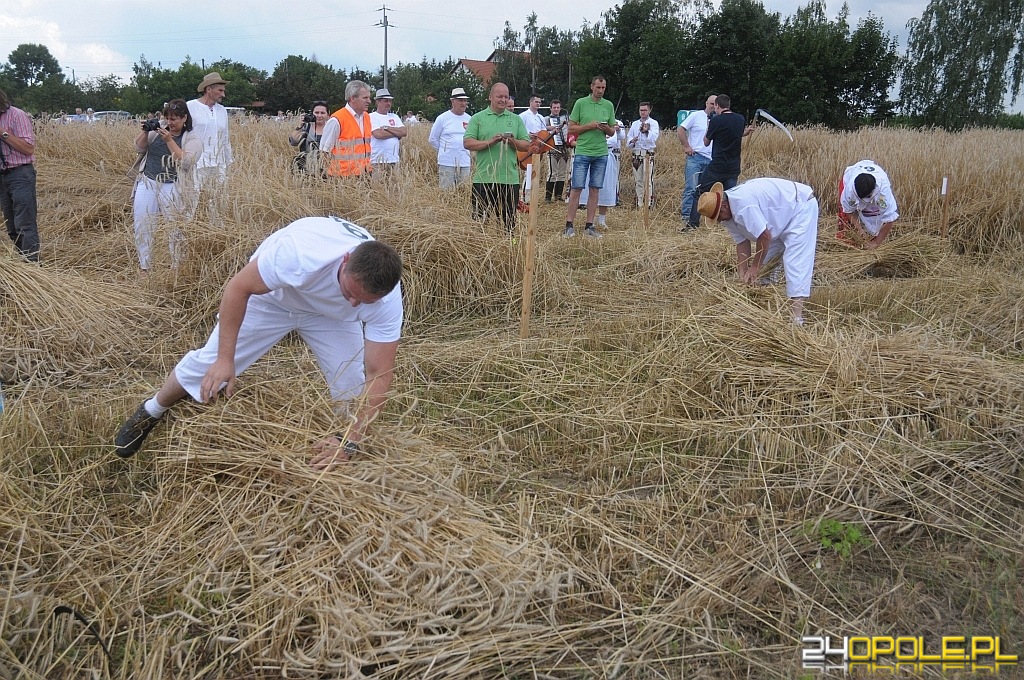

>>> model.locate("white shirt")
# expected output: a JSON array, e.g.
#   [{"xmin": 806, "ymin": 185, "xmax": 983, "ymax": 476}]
[
  {"xmin": 186, "ymin": 99, "xmax": 233, "ymax": 168},
  {"xmin": 519, "ymin": 109, "xmax": 547, "ymax": 135},
  {"xmin": 627, "ymin": 117, "xmax": 660, "ymax": 153},
  {"xmin": 721, "ymin": 178, "xmax": 816, "ymax": 244},
  {"xmin": 840, "ymin": 160, "xmax": 898, "ymax": 235},
  {"xmin": 368, "ymin": 111, "xmax": 405, "ymax": 164},
  {"xmin": 681, "ymin": 110, "xmax": 712, "ymax": 159},
  {"xmin": 429, "ymin": 109, "xmax": 472, "ymax": 167},
  {"xmin": 252, "ymin": 216, "xmax": 403, "ymax": 342}
]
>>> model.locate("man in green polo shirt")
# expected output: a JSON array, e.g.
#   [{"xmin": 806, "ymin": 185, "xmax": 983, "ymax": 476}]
[
  {"xmin": 563, "ymin": 76, "xmax": 617, "ymax": 239},
  {"xmin": 464, "ymin": 82, "xmax": 535, "ymax": 234}
]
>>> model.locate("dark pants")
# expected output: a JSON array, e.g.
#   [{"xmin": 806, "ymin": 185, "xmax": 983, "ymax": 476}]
[
  {"xmin": 0, "ymin": 164, "xmax": 39, "ymax": 261},
  {"xmin": 472, "ymin": 183, "xmax": 519, "ymax": 234},
  {"xmin": 687, "ymin": 170, "xmax": 737, "ymax": 228}
]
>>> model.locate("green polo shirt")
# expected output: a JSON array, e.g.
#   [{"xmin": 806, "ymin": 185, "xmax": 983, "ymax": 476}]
[
  {"xmin": 464, "ymin": 108, "xmax": 529, "ymax": 184},
  {"xmin": 569, "ymin": 96, "xmax": 616, "ymax": 157}
]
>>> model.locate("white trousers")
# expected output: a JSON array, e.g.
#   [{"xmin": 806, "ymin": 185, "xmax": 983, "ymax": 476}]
[
  {"xmin": 764, "ymin": 197, "xmax": 819, "ymax": 298},
  {"xmin": 174, "ymin": 298, "xmax": 367, "ymax": 403},
  {"xmin": 132, "ymin": 177, "xmax": 184, "ymax": 270}
]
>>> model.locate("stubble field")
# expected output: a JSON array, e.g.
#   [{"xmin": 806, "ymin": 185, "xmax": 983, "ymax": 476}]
[{"xmin": 1, "ymin": 117, "xmax": 1023, "ymax": 678}]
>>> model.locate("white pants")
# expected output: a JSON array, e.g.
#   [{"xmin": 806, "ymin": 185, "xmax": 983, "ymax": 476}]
[
  {"xmin": 174, "ymin": 298, "xmax": 366, "ymax": 403},
  {"xmin": 764, "ymin": 197, "xmax": 819, "ymax": 298},
  {"xmin": 132, "ymin": 177, "xmax": 184, "ymax": 270},
  {"xmin": 191, "ymin": 166, "xmax": 228, "ymax": 221}
]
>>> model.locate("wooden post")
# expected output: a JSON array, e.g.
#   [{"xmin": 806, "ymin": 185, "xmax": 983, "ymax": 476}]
[
  {"xmin": 520, "ymin": 154, "xmax": 541, "ymax": 339},
  {"xmin": 642, "ymin": 154, "xmax": 651, "ymax": 229},
  {"xmin": 940, "ymin": 175, "xmax": 951, "ymax": 240}
]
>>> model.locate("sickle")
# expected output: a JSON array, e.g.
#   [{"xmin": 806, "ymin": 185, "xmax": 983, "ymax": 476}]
[{"xmin": 754, "ymin": 108, "xmax": 794, "ymax": 142}]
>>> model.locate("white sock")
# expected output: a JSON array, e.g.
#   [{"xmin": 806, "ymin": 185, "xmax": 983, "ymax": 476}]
[
  {"xmin": 597, "ymin": 216, "xmax": 606, "ymax": 226},
  {"xmin": 144, "ymin": 396, "xmax": 168, "ymax": 418}
]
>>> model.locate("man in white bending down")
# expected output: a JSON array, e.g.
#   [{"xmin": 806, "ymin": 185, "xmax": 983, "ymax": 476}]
[
  {"xmin": 837, "ymin": 160, "xmax": 899, "ymax": 249},
  {"xmin": 187, "ymin": 72, "xmax": 234, "ymax": 221},
  {"xmin": 113, "ymin": 215, "xmax": 404, "ymax": 470},
  {"xmin": 698, "ymin": 178, "xmax": 819, "ymax": 325},
  {"xmin": 429, "ymin": 87, "xmax": 473, "ymax": 189}
]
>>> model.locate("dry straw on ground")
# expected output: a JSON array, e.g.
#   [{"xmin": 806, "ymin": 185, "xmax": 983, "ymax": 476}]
[{"xmin": 1, "ymin": 117, "xmax": 1023, "ymax": 678}]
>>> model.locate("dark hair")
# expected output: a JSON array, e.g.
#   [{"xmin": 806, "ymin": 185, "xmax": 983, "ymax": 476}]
[
  {"xmin": 164, "ymin": 99, "xmax": 193, "ymax": 132},
  {"xmin": 715, "ymin": 94, "xmax": 731, "ymax": 110},
  {"xmin": 550, "ymin": 99, "xmax": 561, "ymax": 106},
  {"xmin": 854, "ymin": 173, "xmax": 877, "ymax": 199},
  {"xmin": 0, "ymin": 88, "xmax": 10, "ymax": 113},
  {"xmin": 312, "ymin": 100, "xmax": 328, "ymax": 110},
  {"xmin": 348, "ymin": 241, "xmax": 402, "ymax": 296},
  {"xmin": 590, "ymin": 75, "xmax": 606, "ymax": 85},
  {"xmin": 639, "ymin": 101, "xmax": 651, "ymax": 109}
]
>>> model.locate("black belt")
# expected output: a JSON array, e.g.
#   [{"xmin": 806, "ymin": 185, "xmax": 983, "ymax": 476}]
[{"xmin": 0, "ymin": 163, "xmax": 31, "ymax": 175}]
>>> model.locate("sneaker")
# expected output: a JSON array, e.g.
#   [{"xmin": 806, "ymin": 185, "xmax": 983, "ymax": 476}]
[
  {"xmin": 114, "ymin": 402, "xmax": 160, "ymax": 458},
  {"xmin": 563, "ymin": 225, "xmax": 576, "ymax": 238},
  {"xmin": 678, "ymin": 223, "xmax": 697, "ymax": 233},
  {"xmin": 584, "ymin": 226, "xmax": 603, "ymax": 239}
]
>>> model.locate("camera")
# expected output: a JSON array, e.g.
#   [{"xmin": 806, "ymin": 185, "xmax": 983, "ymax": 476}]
[
  {"xmin": 141, "ymin": 119, "xmax": 163, "ymax": 132},
  {"xmin": 302, "ymin": 113, "xmax": 316, "ymax": 124}
]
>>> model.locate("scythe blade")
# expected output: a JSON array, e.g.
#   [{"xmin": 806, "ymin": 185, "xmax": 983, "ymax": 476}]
[{"xmin": 754, "ymin": 108, "xmax": 794, "ymax": 142}]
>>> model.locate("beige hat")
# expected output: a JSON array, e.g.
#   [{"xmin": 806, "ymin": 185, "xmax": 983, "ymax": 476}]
[
  {"xmin": 697, "ymin": 182, "xmax": 726, "ymax": 222},
  {"xmin": 450, "ymin": 87, "xmax": 470, "ymax": 99},
  {"xmin": 197, "ymin": 72, "xmax": 228, "ymax": 92},
  {"xmin": 375, "ymin": 88, "xmax": 393, "ymax": 99}
]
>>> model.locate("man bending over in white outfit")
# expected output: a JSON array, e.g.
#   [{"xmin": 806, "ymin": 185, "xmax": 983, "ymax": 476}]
[{"xmin": 114, "ymin": 215, "xmax": 403, "ymax": 470}]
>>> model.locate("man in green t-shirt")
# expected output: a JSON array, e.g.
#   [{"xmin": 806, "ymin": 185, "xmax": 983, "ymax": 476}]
[
  {"xmin": 563, "ymin": 76, "xmax": 617, "ymax": 239},
  {"xmin": 464, "ymin": 82, "xmax": 536, "ymax": 234}
]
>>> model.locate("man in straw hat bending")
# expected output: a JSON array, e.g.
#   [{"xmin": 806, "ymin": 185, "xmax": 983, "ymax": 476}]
[
  {"xmin": 113, "ymin": 215, "xmax": 403, "ymax": 470},
  {"xmin": 697, "ymin": 178, "xmax": 819, "ymax": 325},
  {"xmin": 187, "ymin": 72, "xmax": 234, "ymax": 222}
]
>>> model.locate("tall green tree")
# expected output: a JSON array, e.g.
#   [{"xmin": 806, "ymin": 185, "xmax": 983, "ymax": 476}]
[
  {"xmin": 260, "ymin": 55, "xmax": 346, "ymax": 112},
  {"xmin": 901, "ymin": 0, "xmax": 1024, "ymax": 127},
  {"xmin": 4, "ymin": 44, "xmax": 62, "ymax": 90},
  {"xmin": 846, "ymin": 14, "xmax": 899, "ymax": 123},
  {"xmin": 80, "ymin": 74, "xmax": 127, "ymax": 112},
  {"xmin": 207, "ymin": 59, "xmax": 265, "ymax": 107}
]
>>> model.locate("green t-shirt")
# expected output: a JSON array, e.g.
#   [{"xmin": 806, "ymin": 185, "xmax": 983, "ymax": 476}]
[
  {"xmin": 569, "ymin": 96, "xmax": 616, "ymax": 157},
  {"xmin": 464, "ymin": 108, "xmax": 529, "ymax": 184}
]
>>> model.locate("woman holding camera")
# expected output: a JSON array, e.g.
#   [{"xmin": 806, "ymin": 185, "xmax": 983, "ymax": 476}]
[
  {"xmin": 131, "ymin": 98, "xmax": 201, "ymax": 272},
  {"xmin": 289, "ymin": 101, "xmax": 328, "ymax": 172}
]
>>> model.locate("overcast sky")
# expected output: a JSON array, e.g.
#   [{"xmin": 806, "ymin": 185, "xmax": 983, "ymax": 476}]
[{"xmin": 2, "ymin": 0, "xmax": 925, "ymax": 85}]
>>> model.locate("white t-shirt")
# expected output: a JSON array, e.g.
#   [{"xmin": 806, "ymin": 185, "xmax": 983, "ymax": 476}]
[
  {"xmin": 627, "ymin": 117, "xmax": 660, "ymax": 152},
  {"xmin": 519, "ymin": 109, "xmax": 547, "ymax": 135},
  {"xmin": 840, "ymin": 160, "xmax": 898, "ymax": 235},
  {"xmin": 681, "ymin": 110, "xmax": 712, "ymax": 159},
  {"xmin": 252, "ymin": 216, "xmax": 403, "ymax": 343},
  {"xmin": 186, "ymin": 99, "xmax": 233, "ymax": 168},
  {"xmin": 721, "ymin": 178, "xmax": 816, "ymax": 244},
  {"xmin": 428, "ymin": 110, "xmax": 472, "ymax": 167},
  {"xmin": 368, "ymin": 111, "xmax": 405, "ymax": 164}
]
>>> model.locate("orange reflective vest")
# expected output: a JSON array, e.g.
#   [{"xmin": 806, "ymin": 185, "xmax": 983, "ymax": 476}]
[{"xmin": 327, "ymin": 108, "xmax": 372, "ymax": 177}]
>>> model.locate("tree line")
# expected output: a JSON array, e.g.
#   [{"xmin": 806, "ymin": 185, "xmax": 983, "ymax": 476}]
[{"xmin": 1, "ymin": 0, "xmax": 1022, "ymax": 129}]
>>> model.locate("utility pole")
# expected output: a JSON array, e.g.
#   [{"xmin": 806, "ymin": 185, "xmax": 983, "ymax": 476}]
[{"xmin": 376, "ymin": 6, "xmax": 392, "ymax": 90}]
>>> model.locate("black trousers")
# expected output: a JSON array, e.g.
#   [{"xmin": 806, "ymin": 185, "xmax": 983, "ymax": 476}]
[
  {"xmin": 471, "ymin": 183, "xmax": 519, "ymax": 234},
  {"xmin": 0, "ymin": 164, "xmax": 39, "ymax": 261}
]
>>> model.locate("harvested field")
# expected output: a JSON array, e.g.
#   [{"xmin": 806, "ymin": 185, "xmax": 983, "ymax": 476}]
[{"xmin": 1, "ymin": 119, "xmax": 1023, "ymax": 678}]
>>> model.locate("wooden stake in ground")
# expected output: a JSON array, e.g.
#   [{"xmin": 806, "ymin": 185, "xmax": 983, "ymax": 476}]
[
  {"xmin": 642, "ymin": 155, "xmax": 652, "ymax": 230},
  {"xmin": 520, "ymin": 154, "xmax": 540, "ymax": 339},
  {"xmin": 940, "ymin": 175, "xmax": 951, "ymax": 239}
]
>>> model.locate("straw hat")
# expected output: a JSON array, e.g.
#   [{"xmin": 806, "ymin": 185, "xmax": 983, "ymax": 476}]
[
  {"xmin": 197, "ymin": 72, "xmax": 228, "ymax": 92},
  {"xmin": 450, "ymin": 88, "xmax": 470, "ymax": 100},
  {"xmin": 697, "ymin": 182, "xmax": 726, "ymax": 222},
  {"xmin": 375, "ymin": 88, "xmax": 394, "ymax": 99}
]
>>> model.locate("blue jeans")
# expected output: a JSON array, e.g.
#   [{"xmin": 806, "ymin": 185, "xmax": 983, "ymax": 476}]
[
  {"xmin": 571, "ymin": 154, "xmax": 608, "ymax": 190},
  {"xmin": 680, "ymin": 153, "xmax": 711, "ymax": 222}
]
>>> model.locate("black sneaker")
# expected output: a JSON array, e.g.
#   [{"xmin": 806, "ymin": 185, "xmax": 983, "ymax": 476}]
[{"xmin": 114, "ymin": 402, "xmax": 160, "ymax": 458}]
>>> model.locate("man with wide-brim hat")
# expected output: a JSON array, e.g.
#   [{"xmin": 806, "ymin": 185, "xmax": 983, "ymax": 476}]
[
  {"xmin": 428, "ymin": 87, "xmax": 473, "ymax": 188},
  {"xmin": 698, "ymin": 177, "xmax": 819, "ymax": 325},
  {"xmin": 187, "ymin": 72, "xmax": 233, "ymax": 222}
]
